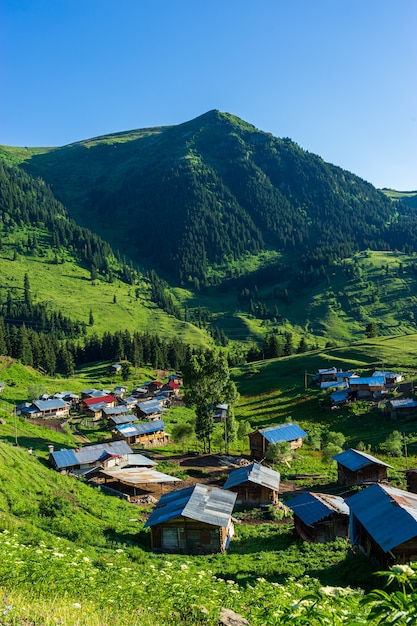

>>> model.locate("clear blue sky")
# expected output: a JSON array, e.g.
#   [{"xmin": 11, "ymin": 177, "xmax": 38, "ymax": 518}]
[{"xmin": 1, "ymin": 0, "xmax": 416, "ymax": 190}]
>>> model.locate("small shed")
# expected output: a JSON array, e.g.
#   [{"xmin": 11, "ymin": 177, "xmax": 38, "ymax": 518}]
[
  {"xmin": 286, "ymin": 492, "xmax": 349, "ymax": 543},
  {"xmin": 0, "ymin": 382, "xmax": 5, "ymax": 393},
  {"xmin": 113, "ymin": 419, "xmax": 169, "ymax": 447},
  {"xmin": 134, "ymin": 399, "xmax": 164, "ymax": 420},
  {"xmin": 249, "ymin": 423, "xmax": 307, "ymax": 459},
  {"xmin": 332, "ymin": 449, "xmax": 392, "ymax": 486},
  {"xmin": 316, "ymin": 367, "xmax": 337, "ymax": 383},
  {"xmin": 110, "ymin": 363, "xmax": 122, "ymax": 374},
  {"xmin": 94, "ymin": 466, "xmax": 181, "ymax": 501},
  {"xmin": 347, "ymin": 484, "xmax": 417, "ymax": 567},
  {"xmin": 222, "ymin": 462, "xmax": 280, "ymax": 507},
  {"xmin": 145, "ymin": 483, "xmax": 237, "ymax": 554}
]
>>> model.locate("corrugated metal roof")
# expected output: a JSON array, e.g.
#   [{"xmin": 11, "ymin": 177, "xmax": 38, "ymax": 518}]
[
  {"xmin": 137, "ymin": 399, "xmax": 163, "ymax": 414},
  {"xmin": 33, "ymin": 398, "xmax": 68, "ymax": 411},
  {"xmin": 330, "ymin": 390, "xmax": 349, "ymax": 403},
  {"xmin": 349, "ymin": 377, "xmax": 385, "ymax": 386},
  {"xmin": 335, "ymin": 372, "xmax": 356, "ymax": 378},
  {"xmin": 286, "ymin": 492, "xmax": 349, "ymax": 525},
  {"xmin": 390, "ymin": 399, "xmax": 417, "ymax": 409},
  {"xmin": 318, "ymin": 367, "xmax": 337, "ymax": 375},
  {"xmin": 347, "ymin": 484, "xmax": 417, "ymax": 552},
  {"xmin": 83, "ymin": 395, "xmax": 114, "ymax": 406},
  {"xmin": 320, "ymin": 381, "xmax": 348, "ymax": 390},
  {"xmin": 99, "ymin": 467, "xmax": 180, "ymax": 485},
  {"xmin": 51, "ymin": 441, "xmax": 133, "ymax": 469},
  {"xmin": 259, "ymin": 423, "xmax": 307, "ymax": 443},
  {"xmin": 103, "ymin": 406, "xmax": 131, "ymax": 416},
  {"xmin": 145, "ymin": 484, "xmax": 237, "ymax": 528},
  {"xmin": 116, "ymin": 419, "xmax": 166, "ymax": 436},
  {"xmin": 125, "ymin": 454, "xmax": 157, "ymax": 467},
  {"xmin": 332, "ymin": 449, "xmax": 392, "ymax": 471},
  {"xmin": 223, "ymin": 462, "xmax": 280, "ymax": 491},
  {"xmin": 110, "ymin": 414, "xmax": 138, "ymax": 425}
]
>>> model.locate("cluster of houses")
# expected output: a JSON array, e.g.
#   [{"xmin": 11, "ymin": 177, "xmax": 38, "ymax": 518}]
[{"xmin": 315, "ymin": 367, "xmax": 412, "ymax": 409}]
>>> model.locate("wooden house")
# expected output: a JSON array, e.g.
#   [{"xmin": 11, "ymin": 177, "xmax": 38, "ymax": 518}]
[
  {"xmin": 405, "ymin": 469, "xmax": 417, "ymax": 494},
  {"xmin": 161, "ymin": 380, "xmax": 180, "ymax": 396},
  {"xmin": 20, "ymin": 398, "xmax": 70, "ymax": 419},
  {"xmin": 348, "ymin": 376, "xmax": 385, "ymax": 399},
  {"xmin": 145, "ymin": 483, "xmax": 237, "ymax": 554},
  {"xmin": 347, "ymin": 484, "xmax": 417, "ymax": 567},
  {"xmin": 316, "ymin": 367, "xmax": 337, "ymax": 383},
  {"xmin": 222, "ymin": 462, "xmax": 280, "ymax": 507},
  {"xmin": 146, "ymin": 381, "xmax": 163, "ymax": 395},
  {"xmin": 93, "ymin": 464, "xmax": 181, "ymax": 501},
  {"xmin": 373, "ymin": 371, "xmax": 403, "ymax": 387},
  {"xmin": 249, "ymin": 423, "xmax": 307, "ymax": 459},
  {"xmin": 113, "ymin": 419, "xmax": 169, "ymax": 448},
  {"xmin": 81, "ymin": 394, "xmax": 115, "ymax": 413},
  {"xmin": 386, "ymin": 398, "xmax": 417, "ymax": 419},
  {"xmin": 134, "ymin": 399, "xmax": 164, "ymax": 420},
  {"xmin": 109, "ymin": 363, "xmax": 122, "ymax": 375},
  {"xmin": 286, "ymin": 492, "xmax": 349, "ymax": 543},
  {"xmin": 332, "ymin": 449, "xmax": 392, "ymax": 486},
  {"xmin": 49, "ymin": 440, "xmax": 133, "ymax": 474}
]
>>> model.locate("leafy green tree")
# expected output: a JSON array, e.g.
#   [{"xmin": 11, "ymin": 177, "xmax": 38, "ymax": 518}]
[
  {"xmin": 326, "ymin": 431, "xmax": 346, "ymax": 448},
  {"xmin": 322, "ymin": 442, "xmax": 343, "ymax": 463},
  {"xmin": 380, "ymin": 430, "xmax": 403, "ymax": 457},
  {"xmin": 265, "ymin": 441, "xmax": 291, "ymax": 463},
  {"xmin": 121, "ymin": 362, "xmax": 131, "ymax": 382},
  {"xmin": 171, "ymin": 422, "xmax": 195, "ymax": 448},
  {"xmin": 183, "ymin": 349, "xmax": 238, "ymax": 453},
  {"xmin": 365, "ymin": 321, "xmax": 380, "ymax": 338}
]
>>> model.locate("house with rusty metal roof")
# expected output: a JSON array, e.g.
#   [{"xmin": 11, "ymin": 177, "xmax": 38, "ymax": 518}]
[
  {"xmin": 286, "ymin": 492, "xmax": 349, "ymax": 543},
  {"xmin": 222, "ymin": 462, "xmax": 280, "ymax": 507},
  {"xmin": 248, "ymin": 422, "xmax": 307, "ymax": 459},
  {"xmin": 347, "ymin": 484, "xmax": 417, "ymax": 567},
  {"xmin": 145, "ymin": 483, "xmax": 237, "ymax": 554},
  {"xmin": 332, "ymin": 449, "xmax": 392, "ymax": 487}
]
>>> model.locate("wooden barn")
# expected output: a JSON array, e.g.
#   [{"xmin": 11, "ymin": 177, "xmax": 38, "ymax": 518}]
[
  {"xmin": 386, "ymin": 398, "xmax": 417, "ymax": 420},
  {"xmin": 347, "ymin": 484, "xmax": 417, "ymax": 567},
  {"xmin": 286, "ymin": 492, "xmax": 349, "ymax": 543},
  {"xmin": 248, "ymin": 423, "xmax": 307, "ymax": 459},
  {"xmin": 332, "ymin": 449, "xmax": 392, "ymax": 486},
  {"xmin": 113, "ymin": 419, "xmax": 169, "ymax": 448},
  {"xmin": 222, "ymin": 462, "xmax": 280, "ymax": 507},
  {"xmin": 405, "ymin": 469, "xmax": 417, "ymax": 494},
  {"xmin": 145, "ymin": 483, "xmax": 237, "ymax": 554}
]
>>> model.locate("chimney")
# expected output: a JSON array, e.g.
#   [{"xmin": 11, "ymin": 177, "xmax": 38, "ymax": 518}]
[{"xmin": 48, "ymin": 444, "xmax": 54, "ymax": 454}]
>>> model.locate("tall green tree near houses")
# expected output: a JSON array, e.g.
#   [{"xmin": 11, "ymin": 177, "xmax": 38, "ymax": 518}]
[{"xmin": 183, "ymin": 349, "xmax": 239, "ymax": 453}]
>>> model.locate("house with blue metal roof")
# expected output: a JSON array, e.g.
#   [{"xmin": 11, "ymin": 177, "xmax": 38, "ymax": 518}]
[
  {"xmin": 347, "ymin": 484, "xmax": 417, "ymax": 567},
  {"xmin": 145, "ymin": 483, "xmax": 237, "ymax": 554},
  {"xmin": 222, "ymin": 462, "xmax": 280, "ymax": 507},
  {"xmin": 50, "ymin": 440, "xmax": 133, "ymax": 473},
  {"xmin": 332, "ymin": 449, "xmax": 392, "ymax": 486},
  {"xmin": 113, "ymin": 419, "xmax": 169, "ymax": 448},
  {"xmin": 249, "ymin": 422, "xmax": 307, "ymax": 459},
  {"xmin": 286, "ymin": 492, "xmax": 349, "ymax": 543},
  {"xmin": 348, "ymin": 376, "xmax": 386, "ymax": 398},
  {"xmin": 20, "ymin": 398, "xmax": 70, "ymax": 419}
]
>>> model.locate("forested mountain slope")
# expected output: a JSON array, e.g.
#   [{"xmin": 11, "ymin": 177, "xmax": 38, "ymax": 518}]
[{"xmin": 19, "ymin": 110, "xmax": 417, "ymax": 287}]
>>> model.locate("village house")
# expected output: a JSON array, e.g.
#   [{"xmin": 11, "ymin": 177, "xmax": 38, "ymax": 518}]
[
  {"xmin": 386, "ymin": 398, "xmax": 417, "ymax": 419},
  {"xmin": 222, "ymin": 462, "xmax": 280, "ymax": 507},
  {"xmin": 20, "ymin": 398, "xmax": 70, "ymax": 420},
  {"xmin": 332, "ymin": 449, "xmax": 392, "ymax": 486},
  {"xmin": 373, "ymin": 371, "xmax": 403, "ymax": 387},
  {"xmin": 315, "ymin": 367, "xmax": 338, "ymax": 383},
  {"xmin": 213, "ymin": 403, "xmax": 228, "ymax": 423},
  {"xmin": 113, "ymin": 419, "xmax": 169, "ymax": 448},
  {"xmin": 134, "ymin": 398, "xmax": 164, "ymax": 420},
  {"xmin": 347, "ymin": 484, "xmax": 417, "ymax": 567},
  {"xmin": 93, "ymin": 462, "xmax": 181, "ymax": 502},
  {"xmin": 405, "ymin": 469, "xmax": 417, "ymax": 494},
  {"xmin": 286, "ymin": 492, "xmax": 349, "ymax": 543},
  {"xmin": 348, "ymin": 376, "xmax": 386, "ymax": 399},
  {"xmin": 161, "ymin": 380, "xmax": 180, "ymax": 396},
  {"xmin": 248, "ymin": 422, "xmax": 307, "ymax": 459},
  {"xmin": 109, "ymin": 363, "xmax": 122, "ymax": 375},
  {"xmin": 146, "ymin": 381, "xmax": 163, "ymax": 395},
  {"xmin": 49, "ymin": 440, "xmax": 133, "ymax": 474},
  {"xmin": 145, "ymin": 483, "xmax": 237, "ymax": 554},
  {"xmin": 80, "ymin": 394, "xmax": 116, "ymax": 416}
]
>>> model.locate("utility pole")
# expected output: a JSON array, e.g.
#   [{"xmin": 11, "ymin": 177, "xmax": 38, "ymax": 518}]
[
  {"xmin": 13, "ymin": 406, "xmax": 18, "ymax": 446},
  {"xmin": 403, "ymin": 432, "xmax": 409, "ymax": 469}
]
